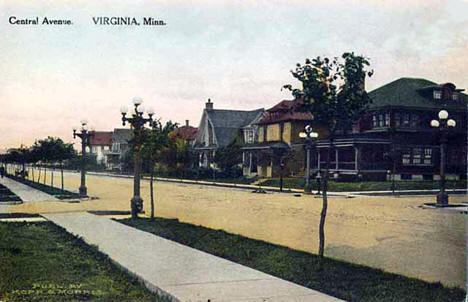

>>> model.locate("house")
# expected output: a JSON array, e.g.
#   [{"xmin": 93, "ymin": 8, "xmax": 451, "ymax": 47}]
[
  {"xmin": 339, "ymin": 77, "xmax": 467, "ymax": 181},
  {"xmin": 194, "ymin": 99, "xmax": 264, "ymax": 168},
  {"xmin": 252, "ymin": 77, "xmax": 467, "ymax": 181},
  {"xmin": 88, "ymin": 131, "xmax": 112, "ymax": 165},
  {"xmin": 105, "ymin": 128, "xmax": 132, "ymax": 170},
  {"xmin": 172, "ymin": 120, "xmax": 198, "ymax": 147},
  {"xmin": 242, "ymin": 99, "xmax": 313, "ymax": 177}
]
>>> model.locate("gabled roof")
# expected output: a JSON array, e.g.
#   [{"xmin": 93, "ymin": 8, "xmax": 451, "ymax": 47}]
[
  {"xmin": 368, "ymin": 77, "xmax": 467, "ymax": 111},
  {"xmin": 173, "ymin": 126, "xmax": 198, "ymax": 141},
  {"xmin": 89, "ymin": 131, "xmax": 112, "ymax": 146},
  {"xmin": 257, "ymin": 98, "xmax": 312, "ymax": 125},
  {"xmin": 112, "ymin": 128, "xmax": 132, "ymax": 143},
  {"xmin": 197, "ymin": 108, "xmax": 265, "ymax": 148}
]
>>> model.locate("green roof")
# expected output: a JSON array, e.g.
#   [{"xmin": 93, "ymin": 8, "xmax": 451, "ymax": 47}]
[{"xmin": 368, "ymin": 77, "xmax": 467, "ymax": 111}]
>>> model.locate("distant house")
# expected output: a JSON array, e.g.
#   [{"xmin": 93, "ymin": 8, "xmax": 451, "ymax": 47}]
[
  {"xmin": 88, "ymin": 131, "xmax": 112, "ymax": 165},
  {"xmin": 194, "ymin": 99, "xmax": 264, "ymax": 168},
  {"xmin": 105, "ymin": 128, "xmax": 132, "ymax": 170},
  {"xmin": 242, "ymin": 99, "xmax": 313, "ymax": 177},
  {"xmin": 172, "ymin": 120, "xmax": 198, "ymax": 147}
]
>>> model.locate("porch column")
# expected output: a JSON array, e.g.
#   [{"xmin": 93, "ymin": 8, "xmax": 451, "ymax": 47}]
[
  {"xmin": 354, "ymin": 146, "xmax": 359, "ymax": 171},
  {"xmin": 317, "ymin": 151, "xmax": 321, "ymax": 170},
  {"xmin": 335, "ymin": 148, "xmax": 339, "ymax": 170},
  {"xmin": 249, "ymin": 152, "xmax": 253, "ymax": 174}
]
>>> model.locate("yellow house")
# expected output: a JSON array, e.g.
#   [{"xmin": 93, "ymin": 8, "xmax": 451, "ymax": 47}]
[{"xmin": 242, "ymin": 99, "xmax": 313, "ymax": 178}]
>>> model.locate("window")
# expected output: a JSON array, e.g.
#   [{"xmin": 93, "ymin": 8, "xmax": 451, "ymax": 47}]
[
  {"xmin": 378, "ymin": 114, "xmax": 384, "ymax": 127},
  {"xmin": 394, "ymin": 113, "xmax": 401, "ymax": 127},
  {"xmin": 410, "ymin": 114, "xmax": 419, "ymax": 128},
  {"xmin": 104, "ymin": 146, "xmax": 109, "ymax": 151},
  {"xmin": 245, "ymin": 130, "xmax": 254, "ymax": 143},
  {"xmin": 385, "ymin": 113, "xmax": 390, "ymax": 127},
  {"xmin": 373, "ymin": 114, "xmax": 388, "ymax": 128},
  {"xmin": 402, "ymin": 149, "xmax": 411, "ymax": 164},
  {"xmin": 402, "ymin": 114, "xmax": 410, "ymax": 127},
  {"xmin": 434, "ymin": 90, "xmax": 442, "ymax": 99},
  {"xmin": 452, "ymin": 94, "xmax": 458, "ymax": 100},
  {"xmin": 402, "ymin": 147, "xmax": 432, "ymax": 165},
  {"xmin": 424, "ymin": 148, "xmax": 432, "ymax": 164},
  {"xmin": 412, "ymin": 148, "xmax": 422, "ymax": 164}
]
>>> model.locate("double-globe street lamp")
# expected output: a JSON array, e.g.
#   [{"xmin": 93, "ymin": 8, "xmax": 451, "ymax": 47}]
[
  {"xmin": 430, "ymin": 109, "xmax": 456, "ymax": 206},
  {"xmin": 120, "ymin": 97, "xmax": 154, "ymax": 219},
  {"xmin": 73, "ymin": 119, "xmax": 94, "ymax": 197},
  {"xmin": 299, "ymin": 125, "xmax": 318, "ymax": 193}
]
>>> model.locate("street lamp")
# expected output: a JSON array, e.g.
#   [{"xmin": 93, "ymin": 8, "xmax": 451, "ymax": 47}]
[
  {"xmin": 73, "ymin": 119, "xmax": 94, "ymax": 197},
  {"xmin": 121, "ymin": 97, "xmax": 154, "ymax": 219},
  {"xmin": 299, "ymin": 125, "xmax": 318, "ymax": 193},
  {"xmin": 430, "ymin": 109, "xmax": 456, "ymax": 206}
]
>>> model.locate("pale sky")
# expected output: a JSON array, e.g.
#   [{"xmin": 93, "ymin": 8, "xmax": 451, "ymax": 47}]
[{"xmin": 1, "ymin": 0, "xmax": 467, "ymax": 150}]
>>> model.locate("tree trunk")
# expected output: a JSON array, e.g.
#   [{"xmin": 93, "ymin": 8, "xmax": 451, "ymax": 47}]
[
  {"xmin": 318, "ymin": 137, "xmax": 333, "ymax": 258},
  {"xmin": 37, "ymin": 165, "xmax": 41, "ymax": 182},
  {"xmin": 31, "ymin": 165, "xmax": 35, "ymax": 181},
  {"xmin": 150, "ymin": 160, "xmax": 155, "ymax": 219},
  {"xmin": 51, "ymin": 167, "xmax": 54, "ymax": 188},
  {"xmin": 61, "ymin": 161, "xmax": 64, "ymax": 191},
  {"xmin": 44, "ymin": 166, "xmax": 47, "ymax": 185}
]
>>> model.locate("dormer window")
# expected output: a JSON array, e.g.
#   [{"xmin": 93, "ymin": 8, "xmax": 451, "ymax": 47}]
[
  {"xmin": 245, "ymin": 129, "xmax": 254, "ymax": 143},
  {"xmin": 452, "ymin": 94, "xmax": 458, "ymax": 101},
  {"xmin": 433, "ymin": 90, "xmax": 442, "ymax": 99}
]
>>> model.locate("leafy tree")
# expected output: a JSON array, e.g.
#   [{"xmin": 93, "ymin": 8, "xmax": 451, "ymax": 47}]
[
  {"xmin": 31, "ymin": 137, "xmax": 75, "ymax": 188},
  {"xmin": 141, "ymin": 120, "xmax": 177, "ymax": 218},
  {"xmin": 284, "ymin": 52, "xmax": 373, "ymax": 258},
  {"xmin": 214, "ymin": 141, "xmax": 243, "ymax": 177}
]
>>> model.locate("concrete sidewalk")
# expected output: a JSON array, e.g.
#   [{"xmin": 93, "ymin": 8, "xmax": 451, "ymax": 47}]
[
  {"xmin": 43, "ymin": 212, "xmax": 343, "ymax": 302},
  {"xmin": 0, "ymin": 177, "xmax": 57, "ymax": 202}
]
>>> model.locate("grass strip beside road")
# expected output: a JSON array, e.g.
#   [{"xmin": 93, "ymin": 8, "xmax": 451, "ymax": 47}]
[
  {"xmin": 6, "ymin": 174, "xmax": 80, "ymax": 199},
  {"xmin": 0, "ymin": 222, "xmax": 169, "ymax": 302},
  {"xmin": 119, "ymin": 217, "xmax": 465, "ymax": 302},
  {"xmin": 262, "ymin": 178, "xmax": 467, "ymax": 192},
  {"xmin": 0, "ymin": 183, "xmax": 22, "ymax": 203}
]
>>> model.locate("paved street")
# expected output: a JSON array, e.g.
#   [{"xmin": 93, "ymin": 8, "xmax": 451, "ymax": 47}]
[
  {"xmin": 4, "ymin": 170, "xmax": 467, "ymax": 289},
  {"xmin": 43, "ymin": 212, "xmax": 342, "ymax": 301}
]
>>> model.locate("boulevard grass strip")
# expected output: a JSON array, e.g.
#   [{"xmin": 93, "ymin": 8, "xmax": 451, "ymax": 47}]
[
  {"xmin": 262, "ymin": 177, "xmax": 467, "ymax": 192},
  {"xmin": 0, "ymin": 184, "xmax": 22, "ymax": 202},
  {"xmin": 119, "ymin": 217, "xmax": 465, "ymax": 302},
  {"xmin": 0, "ymin": 222, "xmax": 170, "ymax": 302},
  {"xmin": 5, "ymin": 174, "xmax": 80, "ymax": 200}
]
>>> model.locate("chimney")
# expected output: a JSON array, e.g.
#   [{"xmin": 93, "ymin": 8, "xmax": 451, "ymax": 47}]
[
  {"xmin": 185, "ymin": 120, "xmax": 189, "ymax": 127},
  {"xmin": 205, "ymin": 98, "xmax": 213, "ymax": 109}
]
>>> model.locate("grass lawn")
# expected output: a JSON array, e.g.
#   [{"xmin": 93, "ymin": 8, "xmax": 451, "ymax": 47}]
[
  {"xmin": 5, "ymin": 174, "xmax": 80, "ymax": 199},
  {"xmin": 119, "ymin": 217, "xmax": 465, "ymax": 302},
  {"xmin": 261, "ymin": 177, "xmax": 467, "ymax": 192},
  {"xmin": 0, "ymin": 183, "xmax": 21, "ymax": 203},
  {"xmin": 0, "ymin": 222, "xmax": 169, "ymax": 302}
]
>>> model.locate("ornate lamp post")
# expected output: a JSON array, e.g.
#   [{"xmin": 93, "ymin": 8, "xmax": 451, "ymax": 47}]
[
  {"xmin": 430, "ymin": 109, "xmax": 456, "ymax": 206},
  {"xmin": 73, "ymin": 119, "xmax": 93, "ymax": 197},
  {"xmin": 120, "ymin": 97, "xmax": 154, "ymax": 219},
  {"xmin": 299, "ymin": 125, "xmax": 318, "ymax": 193}
]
